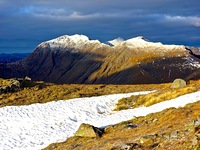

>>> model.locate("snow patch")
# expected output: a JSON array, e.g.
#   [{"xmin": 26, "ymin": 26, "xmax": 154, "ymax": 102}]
[
  {"xmin": 183, "ymin": 56, "xmax": 200, "ymax": 68},
  {"xmin": 0, "ymin": 91, "xmax": 151, "ymax": 150}
]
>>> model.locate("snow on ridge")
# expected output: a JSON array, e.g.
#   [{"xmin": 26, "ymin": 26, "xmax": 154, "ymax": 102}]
[
  {"xmin": 45, "ymin": 34, "xmax": 101, "ymax": 49},
  {"xmin": 106, "ymin": 36, "xmax": 183, "ymax": 49},
  {"xmin": 107, "ymin": 37, "xmax": 124, "ymax": 46},
  {"xmin": 125, "ymin": 36, "xmax": 183, "ymax": 49},
  {"xmin": 48, "ymin": 34, "xmax": 90, "ymax": 44},
  {"xmin": 40, "ymin": 34, "xmax": 184, "ymax": 50},
  {"xmin": 0, "ymin": 90, "xmax": 200, "ymax": 150}
]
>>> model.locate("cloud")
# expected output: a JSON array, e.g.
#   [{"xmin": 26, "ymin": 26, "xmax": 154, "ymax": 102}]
[
  {"xmin": 34, "ymin": 10, "xmax": 101, "ymax": 20},
  {"xmin": 165, "ymin": 15, "xmax": 200, "ymax": 27},
  {"xmin": 17, "ymin": 5, "xmax": 143, "ymax": 21}
]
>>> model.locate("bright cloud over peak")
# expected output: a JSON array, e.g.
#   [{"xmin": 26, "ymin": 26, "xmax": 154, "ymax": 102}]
[{"xmin": 165, "ymin": 15, "xmax": 200, "ymax": 27}]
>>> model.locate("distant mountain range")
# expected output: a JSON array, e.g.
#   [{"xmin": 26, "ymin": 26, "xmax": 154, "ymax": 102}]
[
  {"xmin": 0, "ymin": 53, "xmax": 30, "ymax": 63},
  {"xmin": 0, "ymin": 34, "xmax": 200, "ymax": 84}
]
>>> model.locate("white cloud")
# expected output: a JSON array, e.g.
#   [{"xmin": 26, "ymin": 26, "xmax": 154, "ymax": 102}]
[
  {"xmin": 165, "ymin": 15, "xmax": 200, "ymax": 27},
  {"xmin": 34, "ymin": 11, "xmax": 101, "ymax": 21},
  {"xmin": 18, "ymin": 6, "xmax": 104, "ymax": 20}
]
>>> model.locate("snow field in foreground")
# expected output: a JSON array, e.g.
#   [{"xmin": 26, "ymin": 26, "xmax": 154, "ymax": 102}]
[{"xmin": 0, "ymin": 90, "xmax": 199, "ymax": 150}]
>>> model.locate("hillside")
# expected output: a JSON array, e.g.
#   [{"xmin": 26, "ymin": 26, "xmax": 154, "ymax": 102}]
[{"xmin": 0, "ymin": 34, "xmax": 200, "ymax": 84}]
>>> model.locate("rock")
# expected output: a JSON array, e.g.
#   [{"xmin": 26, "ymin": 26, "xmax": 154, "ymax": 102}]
[
  {"xmin": 197, "ymin": 114, "xmax": 200, "ymax": 122},
  {"xmin": 192, "ymin": 135, "xmax": 200, "ymax": 150},
  {"xmin": 112, "ymin": 143, "xmax": 141, "ymax": 150},
  {"xmin": 170, "ymin": 130, "xmax": 179, "ymax": 139},
  {"xmin": 171, "ymin": 78, "xmax": 186, "ymax": 88},
  {"xmin": 25, "ymin": 76, "xmax": 31, "ymax": 81},
  {"xmin": 21, "ymin": 77, "xmax": 36, "ymax": 88},
  {"xmin": 120, "ymin": 143, "xmax": 139, "ymax": 150},
  {"xmin": 140, "ymin": 137, "xmax": 154, "ymax": 147},
  {"xmin": 0, "ymin": 86, "xmax": 10, "ymax": 93},
  {"xmin": 126, "ymin": 123, "xmax": 139, "ymax": 129},
  {"xmin": 10, "ymin": 80, "xmax": 21, "ymax": 92},
  {"xmin": 152, "ymin": 118, "xmax": 158, "ymax": 123},
  {"xmin": 139, "ymin": 134, "xmax": 159, "ymax": 147},
  {"xmin": 75, "ymin": 123, "xmax": 104, "ymax": 138},
  {"xmin": 161, "ymin": 133, "xmax": 170, "ymax": 140}
]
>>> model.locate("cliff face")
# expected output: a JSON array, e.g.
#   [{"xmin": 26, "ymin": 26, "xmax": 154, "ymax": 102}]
[{"xmin": 0, "ymin": 34, "xmax": 200, "ymax": 84}]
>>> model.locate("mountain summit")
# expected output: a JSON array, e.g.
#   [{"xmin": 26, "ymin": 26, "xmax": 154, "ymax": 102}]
[
  {"xmin": 45, "ymin": 34, "xmax": 101, "ymax": 50},
  {"xmin": 0, "ymin": 34, "xmax": 200, "ymax": 84}
]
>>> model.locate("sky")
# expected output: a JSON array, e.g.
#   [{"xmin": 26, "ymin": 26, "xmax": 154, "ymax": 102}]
[{"xmin": 0, "ymin": 0, "xmax": 200, "ymax": 53}]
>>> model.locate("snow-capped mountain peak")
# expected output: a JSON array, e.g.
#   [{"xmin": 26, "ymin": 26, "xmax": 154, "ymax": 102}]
[
  {"xmin": 126, "ymin": 36, "xmax": 149, "ymax": 42},
  {"xmin": 124, "ymin": 36, "xmax": 183, "ymax": 49},
  {"xmin": 45, "ymin": 34, "xmax": 100, "ymax": 49},
  {"xmin": 40, "ymin": 34, "xmax": 183, "ymax": 51},
  {"xmin": 48, "ymin": 34, "xmax": 89, "ymax": 43},
  {"xmin": 125, "ymin": 36, "xmax": 163, "ymax": 48}
]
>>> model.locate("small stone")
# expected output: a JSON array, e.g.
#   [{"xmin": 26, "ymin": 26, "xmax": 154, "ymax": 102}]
[
  {"xmin": 126, "ymin": 123, "xmax": 138, "ymax": 129},
  {"xmin": 152, "ymin": 119, "xmax": 158, "ymax": 123},
  {"xmin": 192, "ymin": 135, "xmax": 200, "ymax": 149},
  {"xmin": 140, "ymin": 137, "xmax": 154, "ymax": 146},
  {"xmin": 120, "ymin": 143, "xmax": 140, "ymax": 150},
  {"xmin": 162, "ymin": 133, "xmax": 170, "ymax": 140},
  {"xmin": 197, "ymin": 114, "xmax": 200, "ymax": 121},
  {"xmin": 121, "ymin": 144, "xmax": 132, "ymax": 150},
  {"xmin": 170, "ymin": 131, "xmax": 179, "ymax": 138}
]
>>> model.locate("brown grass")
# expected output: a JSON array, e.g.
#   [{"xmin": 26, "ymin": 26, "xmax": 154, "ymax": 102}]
[
  {"xmin": 0, "ymin": 78, "xmax": 12, "ymax": 86},
  {"xmin": 131, "ymin": 47, "xmax": 186, "ymax": 65},
  {"xmin": 115, "ymin": 80, "xmax": 200, "ymax": 111},
  {"xmin": 0, "ymin": 80, "xmax": 166, "ymax": 108}
]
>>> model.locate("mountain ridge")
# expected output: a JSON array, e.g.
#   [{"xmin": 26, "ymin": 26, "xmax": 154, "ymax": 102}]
[{"xmin": 0, "ymin": 34, "xmax": 200, "ymax": 84}]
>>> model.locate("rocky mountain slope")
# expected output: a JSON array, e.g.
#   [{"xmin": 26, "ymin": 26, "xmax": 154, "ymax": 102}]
[{"xmin": 0, "ymin": 34, "xmax": 200, "ymax": 84}]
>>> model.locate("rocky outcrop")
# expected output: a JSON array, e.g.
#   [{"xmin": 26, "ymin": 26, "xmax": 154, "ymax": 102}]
[
  {"xmin": 0, "ymin": 35, "xmax": 200, "ymax": 84},
  {"xmin": 75, "ymin": 123, "xmax": 104, "ymax": 138},
  {"xmin": 0, "ymin": 79, "xmax": 21, "ymax": 93},
  {"xmin": 0, "ymin": 77, "xmax": 45, "ymax": 94}
]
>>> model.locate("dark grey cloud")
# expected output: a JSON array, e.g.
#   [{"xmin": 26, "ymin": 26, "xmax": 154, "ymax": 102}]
[{"xmin": 0, "ymin": 0, "xmax": 200, "ymax": 53}]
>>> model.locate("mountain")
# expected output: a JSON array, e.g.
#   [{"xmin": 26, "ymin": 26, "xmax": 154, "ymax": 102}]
[{"xmin": 0, "ymin": 34, "xmax": 200, "ymax": 84}]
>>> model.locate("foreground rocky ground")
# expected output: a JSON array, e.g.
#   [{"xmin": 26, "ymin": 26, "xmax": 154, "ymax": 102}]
[
  {"xmin": 0, "ymin": 78, "xmax": 200, "ymax": 149},
  {"xmin": 44, "ymin": 101, "xmax": 200, "ymax": 150}
]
